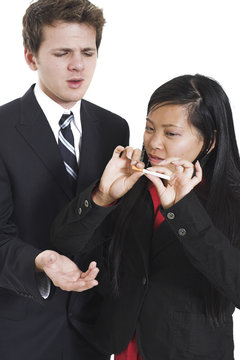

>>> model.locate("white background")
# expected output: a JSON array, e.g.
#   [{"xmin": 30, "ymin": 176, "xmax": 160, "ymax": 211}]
[{"xmin": 0, "ymin": 0, "xmax": 239, "ymax": 358}]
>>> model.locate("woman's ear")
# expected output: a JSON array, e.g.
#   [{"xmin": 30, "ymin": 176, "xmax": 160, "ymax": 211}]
[{"xmin": 24, "ymin": 48, "xmax": 38, "ymax": 71}]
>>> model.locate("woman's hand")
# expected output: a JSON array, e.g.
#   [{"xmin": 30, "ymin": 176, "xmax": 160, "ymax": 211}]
[
  {"xmin": 145, "ymin": 158, "xmax": 202, "ymax": 208},
  {"xmin": 93, "ymin": 146, "xmax": 144, "ymax": 206}
]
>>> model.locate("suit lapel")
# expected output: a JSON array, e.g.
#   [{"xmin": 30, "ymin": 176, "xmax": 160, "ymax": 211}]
[
  {"xmin": 77, "ymin": 100, "xmax": 105, "ymax": 192},
  {"xmin": 15, "ymin": 86, "xmax": 72, "ymax": 200}
]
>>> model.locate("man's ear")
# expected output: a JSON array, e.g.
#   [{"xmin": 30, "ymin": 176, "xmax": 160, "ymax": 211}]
[
  {"xmin": 206, "ymin": 130, "xmax": 217, "ymax": 154},
  {"xmin": 24, "ymin": 48, "xmax": 38, "ymax": 71}
]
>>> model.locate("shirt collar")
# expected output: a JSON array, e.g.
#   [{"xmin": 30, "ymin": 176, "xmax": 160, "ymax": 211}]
[{"xmin": 34, "ymin": 83, "xmax": 81, "ymax": 133}]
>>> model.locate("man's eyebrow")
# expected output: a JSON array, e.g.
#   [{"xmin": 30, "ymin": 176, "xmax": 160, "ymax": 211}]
[
  {"xmin": 82, "ymin": 47, "xmax": 97, "ymax": 51},
  {"xmin": 52, "ymin": 47, "xmax": 96, "ymax": 51}
]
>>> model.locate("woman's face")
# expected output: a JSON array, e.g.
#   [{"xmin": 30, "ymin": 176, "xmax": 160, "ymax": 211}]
[{"xmin": 144, "ymin": 104, "xmax": 204, "ymax": 168}]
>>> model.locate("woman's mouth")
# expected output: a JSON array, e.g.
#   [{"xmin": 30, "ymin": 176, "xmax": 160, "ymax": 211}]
[{"xmin": 148, "ymin": 154, "xmax": 164, "ymax": 165}]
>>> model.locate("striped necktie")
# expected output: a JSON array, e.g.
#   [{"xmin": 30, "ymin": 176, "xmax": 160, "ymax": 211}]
[{"xmin": 58, "ymin": 112, "xmax": 78, "ymax": 193}]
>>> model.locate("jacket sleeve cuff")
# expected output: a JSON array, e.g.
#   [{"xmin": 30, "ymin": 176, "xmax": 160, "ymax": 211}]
[
  {"xmin": 51, "ymin": 182, "xmax": 117, "ymax": 254},
  {"xmin": 160, "ymin": 191, "xmax": 213, "ymax": 240}
]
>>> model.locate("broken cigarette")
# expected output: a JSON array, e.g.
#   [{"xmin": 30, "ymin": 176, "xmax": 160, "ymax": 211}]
[{"xmin": 132, "ymin": 166, "xmax": 170, "ymax": 180}]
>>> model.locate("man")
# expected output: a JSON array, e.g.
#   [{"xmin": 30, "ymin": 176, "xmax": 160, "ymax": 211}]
[{"xmin": 0, "ymin": 0, "xmax": 129, "ymax": 359}]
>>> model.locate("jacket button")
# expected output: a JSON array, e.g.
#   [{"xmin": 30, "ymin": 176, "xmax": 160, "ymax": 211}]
[
  {"xmin": 84, "ymin": 200, "xmax": 89, "ymax": 208},
  {"xmin": 142, "ymin": 277, "xmax": 147, "ymax": 285},
  {"xmin": 167, "ymin": 212, "xmax": 175, "ymax": 220},
  {"xmin": 78, "ymin": 207, "xmax": 82, "ymax": 215},
  {"xmin": 178, "ymin": 228, "xmax": 187, "ymax": 236}
]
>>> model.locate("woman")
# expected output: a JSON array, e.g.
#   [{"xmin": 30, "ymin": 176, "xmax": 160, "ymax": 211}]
[{"xmin": 51, "ymin": 74, "xmax": 240, "ymax": 359}]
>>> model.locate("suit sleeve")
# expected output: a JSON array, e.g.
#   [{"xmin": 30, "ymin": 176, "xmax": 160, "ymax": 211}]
[
  {"xmin": 51, "ymin": 182, "xmax": 116, "ymax": 255},
  {"xmin": 122, "ymin": 120, "xmax": 129, "ymax": 147},
  {"xmin": 161, "ymin": 191, "xmax": 240, "ymax": 308},
  {"xmin": 0, "ymin": 156, "xmax": 45, "ymax": 303}
]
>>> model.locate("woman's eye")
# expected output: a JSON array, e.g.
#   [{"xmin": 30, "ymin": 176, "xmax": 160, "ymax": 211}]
[
  {"xmin": 145, "ymin": 126, "xmax": 154, "ymax": 132},
  {"xmin": 166, "ymin": 131, "xmax": 179, "ymax": 137}
]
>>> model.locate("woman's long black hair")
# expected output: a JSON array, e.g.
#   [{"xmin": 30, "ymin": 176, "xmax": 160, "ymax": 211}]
[{"xmin": 109, "ymin": 74, "xmax": 240, "ymax": 324}]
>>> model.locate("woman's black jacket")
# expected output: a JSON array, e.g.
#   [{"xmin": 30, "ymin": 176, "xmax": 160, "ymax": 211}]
[{"xmin": 51, "ymin": 181, "xmax": 238, "ymax": 360}]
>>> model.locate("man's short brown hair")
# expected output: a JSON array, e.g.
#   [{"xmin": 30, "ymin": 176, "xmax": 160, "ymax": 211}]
[{"xmin": 23, "ymin": 0, "xmax": 105, "ymax": 54}]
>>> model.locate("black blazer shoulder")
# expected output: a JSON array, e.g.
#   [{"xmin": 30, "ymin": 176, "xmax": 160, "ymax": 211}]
[
  {"xmin": 81, "ymin": 98, "xmax": 127, "ymax": 123},
  {"xmin": 80, "ymin": 98, "xmax": 129, "ymax": 147}
]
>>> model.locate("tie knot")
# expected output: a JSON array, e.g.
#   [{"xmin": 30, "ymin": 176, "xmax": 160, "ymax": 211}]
[{"xmin": 59, "ymin": 112, "xmax": 74, "ymax": 129}]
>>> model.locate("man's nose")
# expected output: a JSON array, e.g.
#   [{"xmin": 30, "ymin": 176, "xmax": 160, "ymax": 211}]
[{"xmin": 68, "ymin": 54, "xmax": 84, "ymax": 71}]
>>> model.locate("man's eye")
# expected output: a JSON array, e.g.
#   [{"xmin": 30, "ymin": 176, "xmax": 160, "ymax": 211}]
[
  {"xmin": 54, "ymin": 52, "xmax": 68, "ymax": 57},
  {"xmin": 83, "ymin": 51, "xmax": 94, "ymax": 57}
]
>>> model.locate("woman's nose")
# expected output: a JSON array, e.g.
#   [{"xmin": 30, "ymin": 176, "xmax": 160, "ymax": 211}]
[{"xmin": 150, "ymin": 134, "xmax": 164, "ymax": 150}]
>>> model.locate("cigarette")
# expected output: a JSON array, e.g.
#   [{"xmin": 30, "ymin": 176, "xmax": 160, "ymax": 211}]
[{"xmin": 132, "ymin": 166, "xmax": 170, "ymax": 180}]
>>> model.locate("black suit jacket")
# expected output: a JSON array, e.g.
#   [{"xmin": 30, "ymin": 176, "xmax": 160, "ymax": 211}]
[
  {"xmin": 0, "ymin": 85, "xmax": 129, "ymax": 360},
  {"xmin": 52, "ymin": 180, "xmax": 237, "ymax": 360}
]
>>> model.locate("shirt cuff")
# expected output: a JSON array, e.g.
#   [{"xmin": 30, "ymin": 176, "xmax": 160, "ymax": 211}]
[{"xmin": 35, "ymin": 271, "xmax": 51, "ymax": 299}]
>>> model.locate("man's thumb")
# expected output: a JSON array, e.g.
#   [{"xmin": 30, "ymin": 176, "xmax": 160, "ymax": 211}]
[{"xmin": 35, "ymin": 251, "xmax": 57, "ymax": 271}]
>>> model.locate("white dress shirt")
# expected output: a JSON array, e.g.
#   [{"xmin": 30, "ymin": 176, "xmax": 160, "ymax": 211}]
[
  {"xmin": 33, "ymin": 83, "xmax": 82, "ymax": 298},
  {"xmin": 34, "ymin": 83, "xmax": 82, "ymax": 162}
]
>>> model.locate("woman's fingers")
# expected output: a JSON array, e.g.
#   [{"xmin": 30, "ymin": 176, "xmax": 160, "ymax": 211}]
[
  {"xmin": 126, "ymin": 170, "xmax": 144, "ymax": 188},
  {"xmin": 115, "ymin": 146, "xmax": 142, "ymax": 161},
  {"xmin": 160, "ymin": 158, "xmax": 198, "ymax": 181},
  {"xmin": 117, "ymin": 146, "xmax": 134, "ymax": 160},
  {"xmin": 159, "ymin": 157, "xmax": 180, "ymax": 165},
  {"xmin": 144, "ymin": 172, "xmax": 166, "ymax": 192},
  {"xmin": 112, "ymin": 146, "xmax": 145, "ymax": 170},
  {"xmin": 172, "ymin": 160, "xmax": 194, "ymax": 180},
  {"xmin": 191, "ymin": 160, "xmax": 203, "ymax": 185},
  {"xmin": 112, "ymin": 145, "xmax": 125, "ymax": 157},
  {"xmin": 131, "ymin": 148, "xmax": 143, "ymax": 165},
  {"xmin": 146, "ymin": 165, "xmax": 173, "ymax": 178},
  {"xmin": 172, "ymin": 159, "xmax": 202, "ymax": 181}
]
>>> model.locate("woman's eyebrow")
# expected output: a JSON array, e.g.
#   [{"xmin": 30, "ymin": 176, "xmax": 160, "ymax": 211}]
[{"xmin": 146, "ymin": 118, "xmax": 183, "ymax": 129}]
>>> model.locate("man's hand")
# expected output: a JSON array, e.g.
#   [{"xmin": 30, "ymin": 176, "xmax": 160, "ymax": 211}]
[{"xmin": 35, "ymin": 250, "xmax": 99, "ymax": 292}]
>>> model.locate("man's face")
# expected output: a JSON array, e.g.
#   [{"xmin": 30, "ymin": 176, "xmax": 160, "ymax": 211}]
[{"xmin": 25, "ymin": 21, "xmax": 97, "ymax": 109}]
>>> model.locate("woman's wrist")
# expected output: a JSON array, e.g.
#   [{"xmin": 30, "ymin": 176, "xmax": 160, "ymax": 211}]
[{"xmin": 92, "ymin": 187, "xmax": 115, "ymax": 207}]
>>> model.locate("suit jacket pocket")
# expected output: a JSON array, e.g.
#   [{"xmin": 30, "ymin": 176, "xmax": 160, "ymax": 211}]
[
  {"xmin": 0, "ymin": 288, "xmax": 27, "ymax": 320},
  {"xmin": 172, "ymin": 311, "xmax": 233, "ymax": 359}
]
